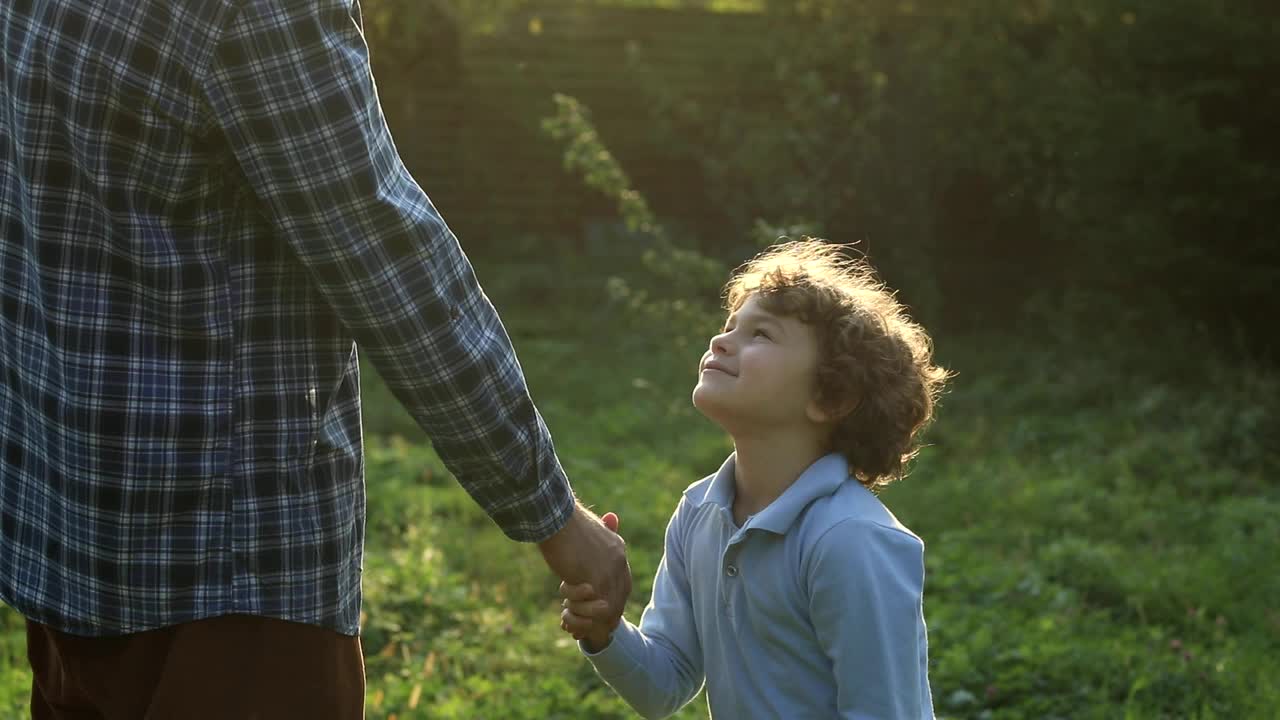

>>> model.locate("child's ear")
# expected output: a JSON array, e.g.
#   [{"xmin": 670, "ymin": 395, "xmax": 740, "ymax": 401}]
[{"xmin": 806, "ymin": 393, "xmax": 859, "ymax": 425}]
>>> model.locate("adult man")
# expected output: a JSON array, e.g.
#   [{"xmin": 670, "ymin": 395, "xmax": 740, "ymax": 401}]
[{"xmin": 0, "ymin": 0, "xmax": 629, "ymax": 716}]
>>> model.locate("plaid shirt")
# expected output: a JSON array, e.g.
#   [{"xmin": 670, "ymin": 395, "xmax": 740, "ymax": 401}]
[{"xmin": 0, "ymin": 0, "xmax": 575, "ymax": 637}]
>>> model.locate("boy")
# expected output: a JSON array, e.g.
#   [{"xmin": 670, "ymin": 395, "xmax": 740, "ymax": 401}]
[{"xmin": 560, "ymin": 239, "xmax": 948, "ymax": 719}]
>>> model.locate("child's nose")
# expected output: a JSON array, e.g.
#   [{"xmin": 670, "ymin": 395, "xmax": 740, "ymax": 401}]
[{"xmin": 710, "ymin": 333, "xmax": 732, "ymax": 355}]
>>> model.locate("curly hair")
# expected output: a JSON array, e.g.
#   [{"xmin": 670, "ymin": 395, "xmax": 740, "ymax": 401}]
[{"xmin": 723, "ymin": 239, "xmax": 950, "ymax": 490}]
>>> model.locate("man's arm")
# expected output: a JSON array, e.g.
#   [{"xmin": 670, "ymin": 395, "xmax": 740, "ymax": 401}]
[
  {"xmin": 807, "ymin": 520, "xmax": 930, "ymax": 720},
  {"xmin": 197, "ymin": 0, "xmax": 594, "ymax": 553}
]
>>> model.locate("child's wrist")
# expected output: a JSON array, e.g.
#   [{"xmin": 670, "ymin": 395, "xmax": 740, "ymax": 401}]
[{"xmin": 582, "ymin": 628, "xmax": 613, "ymax": 653}]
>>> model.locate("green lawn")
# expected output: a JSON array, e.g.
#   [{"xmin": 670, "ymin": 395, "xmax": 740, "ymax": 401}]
[{"xmin": 2, "ymin": 252, "xmax": 1276, "ymax": 719}]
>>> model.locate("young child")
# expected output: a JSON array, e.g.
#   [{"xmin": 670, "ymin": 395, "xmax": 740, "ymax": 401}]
[{"xmin": 559, "ymin": 239, "xmax": 948, "ymax": 719}]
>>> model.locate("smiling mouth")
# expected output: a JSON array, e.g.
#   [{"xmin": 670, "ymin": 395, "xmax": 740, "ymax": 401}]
[{"xmin": 701, "ymin": 364, "xmax": 735, "ymax": 377}]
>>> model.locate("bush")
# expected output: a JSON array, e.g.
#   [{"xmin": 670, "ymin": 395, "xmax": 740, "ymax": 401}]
[{"xmin": 635, "ymin": 0, "xmax": 1280, "ymax": 345}]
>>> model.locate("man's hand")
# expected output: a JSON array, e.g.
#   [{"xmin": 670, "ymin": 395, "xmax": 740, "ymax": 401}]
[
  {"xmin": 557, "ymin": 512, "xmax": 622, "ymax": 650},
  {"xmin": 539, "ymin": 505, "xmax": 630, "ymax": 633}
]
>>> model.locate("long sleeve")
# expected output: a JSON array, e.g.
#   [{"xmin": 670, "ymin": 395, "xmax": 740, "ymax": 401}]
[
  {"xmin": 199, "ymin": 0, "xmax": 573, "ymax": 542},
  {"xmin": 807, "ymin": 519, "xmax": 932, "ymax": 720},
  {"xmin": 581, "ymin": 498, "xmax": 705, "ymax": 719}
]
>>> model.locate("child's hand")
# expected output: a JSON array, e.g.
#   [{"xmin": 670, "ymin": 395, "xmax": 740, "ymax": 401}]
[
  {"xmin": 560, "ymin": 512, "xmax": 621, "ymax": 651},
  {"xmin": 560, "ymin": 581, "xmax": 619, "ymax": 651}
]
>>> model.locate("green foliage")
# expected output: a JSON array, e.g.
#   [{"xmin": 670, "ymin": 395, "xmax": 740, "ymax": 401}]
[
  {"xmin": 543, "ymin": 95, "xmax": 662, "ymax": 237},
  {"xmin": 362, "ymin": 0, "xmax": 1277, "ymax": 345},
  {"xmin": 543, "ymin": 93, "xmax": 728, "ymax": 351},
  {"xmin": 363, "ymin": 0, "xmax": 523, "ymax": 39},
  {"xmin": 633, "ymin": 0, "xmax": 1280, "ymax": 337},
  {"xmin": 0, "ymin": 611, "xmax": 26, "ymax": 719},
  {"xmin": 361, "ymin": 0, "xmax": 764, "ymax": 43}
]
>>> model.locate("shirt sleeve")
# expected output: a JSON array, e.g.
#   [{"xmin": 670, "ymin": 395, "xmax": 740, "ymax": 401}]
[
  {"xmin": 807, "ymin": 519, "xmax": 931, "ymax": 720},
  {"xmin": 580, "ymin": 497, "xmax": 705, "ymax": 719},
  {"xmin": 198, "ymin": 0, "xmax": 573, "ymax": 542}
]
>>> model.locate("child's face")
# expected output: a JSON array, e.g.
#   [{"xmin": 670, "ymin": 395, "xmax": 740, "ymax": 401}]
[{"xmin": 692, "ymin": 294, "xmax": 826, "ymax": 434}]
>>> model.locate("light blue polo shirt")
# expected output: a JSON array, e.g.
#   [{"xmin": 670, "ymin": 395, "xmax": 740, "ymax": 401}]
[{"xmin": 581, "ymin": 453, "xmax": 934, "ymax": 719}]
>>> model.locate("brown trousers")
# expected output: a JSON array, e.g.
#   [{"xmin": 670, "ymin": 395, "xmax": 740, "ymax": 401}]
[{"xmin": 26, "ymin": 614, "xmax": 364, "ymax": 720}]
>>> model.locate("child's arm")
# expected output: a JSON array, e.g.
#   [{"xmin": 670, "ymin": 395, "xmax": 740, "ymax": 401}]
[
  {"xmin": 560, "ymin": 499, "xmax": 705, "ymax": 720},
  {"xmin": 807, "ymin": 519, "xmax": 931, "ymax": 719}
]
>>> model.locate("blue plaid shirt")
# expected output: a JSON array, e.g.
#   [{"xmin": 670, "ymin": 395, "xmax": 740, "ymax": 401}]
[{"xmin": 0, "ymin": 0, "xmax": 575, "ymax": 637}]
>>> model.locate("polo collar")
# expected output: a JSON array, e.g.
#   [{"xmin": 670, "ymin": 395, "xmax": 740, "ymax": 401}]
[
  {"xmin": 697, "ymin": 453, "xmax": 738, "ymax": 509},
  {"xmin": 689, "ymin": 452, "xmax": 851, "ymax": 535}
]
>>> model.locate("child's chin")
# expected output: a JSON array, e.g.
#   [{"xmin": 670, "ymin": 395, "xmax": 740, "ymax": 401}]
[{"xmin": 691, "ymin": 390, "xmax": 731, "ymax": 424}]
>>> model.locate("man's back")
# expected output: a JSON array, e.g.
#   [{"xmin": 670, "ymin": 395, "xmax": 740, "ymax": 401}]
[
  {"xmin": 1, "ymin": 0, "xmax": 372, "ymax": 637},
  {"xmin": 1, "ymin": 0, "xmax": 575, "ymax": 638}
]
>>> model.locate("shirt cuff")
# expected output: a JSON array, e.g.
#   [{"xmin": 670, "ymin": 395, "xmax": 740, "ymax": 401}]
[
  {"xmin": 579, "ymin": 618, "xmax": 644, "ymax": 678},
  {"xmin": 519, "ymin": 471, "xmax": 576, "ymax": 544},
  {"xmin": 490, "ymin": 455, "xmax": 576, "ymax": 543}
]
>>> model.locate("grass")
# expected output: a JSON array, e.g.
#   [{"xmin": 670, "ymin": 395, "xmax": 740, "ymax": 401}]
[{"xmin": 1, "ymin": 248, "xmax": 1276, "ymax": 719}]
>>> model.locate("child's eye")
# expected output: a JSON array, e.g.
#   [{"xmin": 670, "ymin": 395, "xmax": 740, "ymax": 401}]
[{"xmin": 754, "ymin": 329, "xmax": 771, "ymax": 340}]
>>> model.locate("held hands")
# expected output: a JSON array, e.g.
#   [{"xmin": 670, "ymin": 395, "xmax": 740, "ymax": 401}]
[
  {"xmin": 538, "ymin": 505, "xmax": 630, "ymax": 648},
  {"xmin": 560, "ymin": 512, "xmax": 622, "ymax": 652}
]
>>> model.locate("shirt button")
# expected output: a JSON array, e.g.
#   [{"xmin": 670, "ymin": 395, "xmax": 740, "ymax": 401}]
[{"xmin": 726, "ymin": 565, "xmax": 738, "ymax": 577}]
